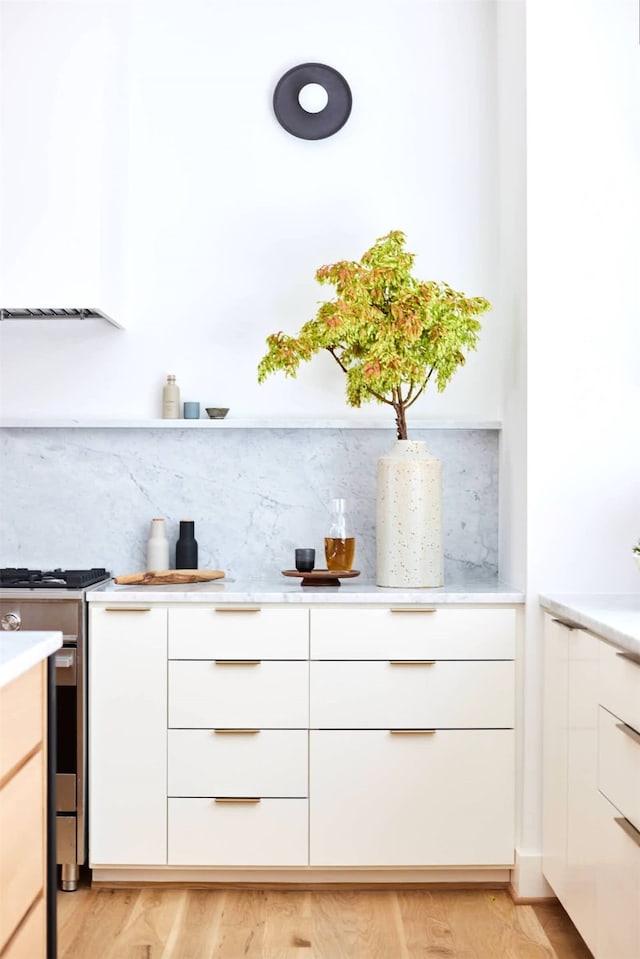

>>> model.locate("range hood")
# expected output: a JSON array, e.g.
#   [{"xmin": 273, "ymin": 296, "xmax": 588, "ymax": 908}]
[{"xmin": 0, "ymin": 308, "xmax": 123, "ymax": 329}]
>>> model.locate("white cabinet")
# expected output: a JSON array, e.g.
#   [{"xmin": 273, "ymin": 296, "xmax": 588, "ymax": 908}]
[
  {"xmin": 168, "ymin": 799, "xmax": 308, "ymax": 867},
  {"xmin": 542, "ymin": 611, "xmax": 640, "ymax": 959},
  {"xmin": 595, "ymin": 642, "xmax": 640, "ymax": 959},
  {"xmin": 310, "ymin": 729, "xmax": 514, "ymax": 866},
  {"xmin": 542, "ymin": 616, "xmax": 599, "ymax": 952},
  {"xmin": 88, "ymin": 605, "xmax": 168, "ymax": 866},
  {"xmin": 90, "ymin": 600, "xmax": 518, "ymax": 877},
  {"xmin": 595, "ymin": 791, "xmax": 640, "ymax": 959},
  {"xmin": 541, "ymin": 616, "xmax": 570, "ymax": 900},
  {"xmin": 168, "ymin": 660, "xmax": 308, "ymax": 729},
  {"xmin": 309, "ymin": 607, "xmax": 515, "ymax": 868},
  {"xmin": 166, "ymin": 606, "xmax": 309, "ymax": 867}
]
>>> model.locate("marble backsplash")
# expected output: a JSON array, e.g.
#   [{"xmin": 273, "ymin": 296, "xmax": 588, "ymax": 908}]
[{"xmin": 0, "ymin": 428, "xmax": 499, "ymax": 583}]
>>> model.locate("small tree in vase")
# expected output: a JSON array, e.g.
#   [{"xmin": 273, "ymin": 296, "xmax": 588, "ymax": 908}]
[{"xmin": 257, "ymin": 230, "xmax": 491, "ymax": 587}]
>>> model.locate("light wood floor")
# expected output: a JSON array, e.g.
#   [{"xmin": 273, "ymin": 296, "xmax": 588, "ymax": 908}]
[{"xmin": 57, "ymin": 884, "xmax": 594, "ymax": 959}]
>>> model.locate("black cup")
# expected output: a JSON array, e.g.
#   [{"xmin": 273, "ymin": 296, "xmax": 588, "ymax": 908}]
[{"xmin": 295, "ymin": 548, "xmax": 315, "ymax": 572}]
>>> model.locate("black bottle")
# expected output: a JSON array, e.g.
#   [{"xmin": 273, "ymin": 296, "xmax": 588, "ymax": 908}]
[{"xmin": 175, "ymin": 520, "xmax": 198, "ymax": 569}]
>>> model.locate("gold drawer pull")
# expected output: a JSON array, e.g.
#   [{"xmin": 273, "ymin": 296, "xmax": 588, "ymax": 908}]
[
  {"xmin": 616, "ymin": 650, "xmax": 640, "ymax": 668},
  {"xmin": 104, "ymin": 607, "xmax": 151, "ymax": 612},
  {"xmin": 615, "ymin": 816, "xmax": 640, "ymax": 849},
  {"xmin": 213, "ymin": 729, "xmax": 260, "ymax": 735},
  {"xmin": 214, "ymin": 797, "xmax": 261, "ymax": 804},
  {"xmin": 389, "ymin": 660, "xmax": 436, "ymax": 666},
  {"xmin": 390, "ymin": 608, "xmax": 437, "ymax": 613},
  {"xmin": 390, "ymin": 729, "xmax": 436, "ymax": 735},
  {"xmin": 214, "ymin": 607, "xmax": 261, "ymax": 613},
  {"xmin": 616, "ymin": 721, "xmax": 640, "ymax": 747},
  {"xmin": 214, "ymin": 660, "xmax": 261, "ymax": 666}
]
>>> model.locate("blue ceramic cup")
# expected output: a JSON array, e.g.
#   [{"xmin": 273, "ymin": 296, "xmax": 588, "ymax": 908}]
[{"xmin": 183, "ymin": 402, "xmax": 200, "ymax": 419}]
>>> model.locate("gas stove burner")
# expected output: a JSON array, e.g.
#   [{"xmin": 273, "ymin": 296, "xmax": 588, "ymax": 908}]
[{"xmin": 0, "ymin": 567, "xmax": 111, "ymax": 589}]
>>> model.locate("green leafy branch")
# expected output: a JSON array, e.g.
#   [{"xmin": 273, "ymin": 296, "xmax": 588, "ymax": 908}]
[{"xmin": 257, "ymin": 230, "xmax": 491, "ymax": 440}]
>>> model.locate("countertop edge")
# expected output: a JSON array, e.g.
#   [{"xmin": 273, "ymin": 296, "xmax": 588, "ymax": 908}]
[
  {"xmin": 539, "ymin": 593, "xmax": 640, "ymax": 658},
  {"xmin": 87, "ymin": 581, "xmax": 524, "ymax": 604},
  {"xmin": 0, "ymin": 630, "xmax": 63, "ymax": 689}
]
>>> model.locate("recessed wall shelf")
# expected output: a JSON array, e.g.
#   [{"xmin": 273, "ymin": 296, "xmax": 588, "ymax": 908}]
[{"xmin": 0, "ymin": 418, "xmax": 502, "ymax": 430}]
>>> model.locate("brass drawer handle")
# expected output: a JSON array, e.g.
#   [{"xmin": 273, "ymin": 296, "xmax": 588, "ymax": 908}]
[
  {"xmin": 390, "ymin": 608, "xmax": 437, "ymax": 614},
  {"xmin": 616, "ymin": 721, "xmax": 640, "ymax": 747},
  {"xmin": 214, "ymin": 660, "xmax": 261, "ymax": 666},
  {"xmin": 615, "ymin": 816, "xmax": 640, "ymax": 849},
  {"xmin": 389, "ymin": 729, "xmax": 436, "ymax": 735},
  {"xmin": 388, "ymin": 660, "xmax": 436, "ymax": 666},
  {"xmin": 616, "ymin": 650, "xmax": 640, "ymax": 668},
  {"xmin": 213, "ymin": 729, "xmax": 260, "ymax": 735},
  {"xmin": 214, "ymin": 797, "xmax": 261, "ymax": 804},
  {"xmin": 214, "ymin": 607, "xmax": 261, "ymax": 613},
  {"xmin": 104, "ymin": 607, "xmax": 151, "ymax": 612}
]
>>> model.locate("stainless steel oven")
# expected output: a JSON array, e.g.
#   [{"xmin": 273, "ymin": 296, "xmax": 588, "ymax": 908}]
[{"xmin": 0, "ymin": 568, "xmax": 110, "ymax": 891}]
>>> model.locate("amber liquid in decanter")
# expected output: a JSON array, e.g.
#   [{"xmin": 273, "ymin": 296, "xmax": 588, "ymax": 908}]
[{"xmin": 324, "ymin": 536, "xmax": 356, "ymax": 571}]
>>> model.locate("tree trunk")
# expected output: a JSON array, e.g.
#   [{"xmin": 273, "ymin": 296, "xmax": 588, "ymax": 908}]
[{"xmin": 394, "ymin": 403, "xmax": 408, "ymax": 440}]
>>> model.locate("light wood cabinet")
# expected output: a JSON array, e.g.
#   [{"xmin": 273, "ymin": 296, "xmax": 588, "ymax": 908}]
[
  {"xmin": 0, "ymin": 662, "xmax": 46, "ymax": 958},
  {"xmin": 542, "ymin": 611, "xmax": 640, "ymax": 959}
]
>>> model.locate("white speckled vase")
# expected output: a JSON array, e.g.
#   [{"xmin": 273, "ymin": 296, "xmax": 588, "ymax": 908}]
[{"xmin": 376, "ymin": 440, "xmax": 443, "ymax": 587}]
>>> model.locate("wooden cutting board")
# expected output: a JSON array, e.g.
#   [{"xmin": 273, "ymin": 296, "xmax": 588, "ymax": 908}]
[{"xmin": 114, "ymin": 569, "xmax": 225, "ymax": 585}]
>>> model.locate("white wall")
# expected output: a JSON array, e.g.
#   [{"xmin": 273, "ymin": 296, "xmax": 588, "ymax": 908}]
[
  {"xmin": 520, "ymin": 0, "xmax": 640, "ymax": 895},
  {"xmin": 0, "ymin": 0, "xmax": 504, "ymax": 421}
]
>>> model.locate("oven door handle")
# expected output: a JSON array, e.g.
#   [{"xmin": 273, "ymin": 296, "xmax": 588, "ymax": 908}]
[{"xmin": 55, "ymin": 652, "xmax": 75, "ymax": 669}]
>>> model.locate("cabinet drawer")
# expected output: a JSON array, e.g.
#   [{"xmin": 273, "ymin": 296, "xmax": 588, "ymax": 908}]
[
  {"xmin": 599, "ymin": 641, "xmax": 640, "ymax": 733},
  {"xmin": 169, "ymin": 660, "xmax": 309, "ymax": 728},
  {"xmin": 0, "ymin": 662, "xmax": 43, "ymax": 782},
  {"xmin": 310, "ymin": 607, "xmax": 516, "ymax": 660},
  {"xmin": 168, "ymin": 729, "xmax": 308, "ymax": 797},
  {"xmin": 599, "ymin": 706, "xmax": 640, "ymax": 830},
  {"xmin": 310, "ymin": 660, "xmax": 514, "ymax": 728},
  {"xmin": 595, "ymin": 791, "xmax": 640, "ymax": 959},
  {"xmin": 1, "ymin": 897, "xmax": 45, "ymax": 959},
  {"xmin": 309, "ymin": 729, "xmax": 514, "ymax": 866},
  {"xmin": 168, "ymin": 798, "xmax": 308, "ymax": 866},
  {"xmin": 0, "ymin": 752, "xmax": 44, "ymax": 954},
  {"xmin": 169, "ymin": 607, "xmax": 308, "ymax": 659}
]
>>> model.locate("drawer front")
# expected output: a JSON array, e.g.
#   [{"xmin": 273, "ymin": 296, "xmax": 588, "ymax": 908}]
[
  {"xmin": 0, "ymin": 662, "xmax": 43, "ymax": 782},
  {"xmin": 310, "ymin": 660, "xmax": 514, "ymax": 729},
  {"xmin": 2, "ymin": 896, "xmax": 45, "ymax": 959},
  {"xmin": 169, "ymin": 606, "xmax": 308, "ymax": 659},
  {"xmin": 168, "ymin": 729, "xmax": 308, "ymax": 797},
  {"xmin": 599, "ymin": 641, "xmax": 640, "ymax": 733},
  {"xmin": 598, "ymin": 706, "xmax": 640, "ymax": 831},
  {"xmin": 169, "ymin": 660, "xmax": 309, "ymax": 728},
  {"xmin": 310, "ymin": 729, "xmax": 514, "ymax": 866},
  {"xmin": 168, "ymin": 798, "xmax": 308, "ymax": 866},
  {"xmin": 595, "ymin": 791, "xmax": 640, "ymax": 959},
  {"xmin": 310, "ymin": 607, "xmax": 516, "ymax": 660},
  {"xmin": 0, "ymin": 752, "xmax": 44, "ymax": 954}
]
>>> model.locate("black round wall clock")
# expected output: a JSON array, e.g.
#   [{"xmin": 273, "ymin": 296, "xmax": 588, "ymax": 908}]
[{"xmin": 273, "ymin": 63, "xmax": 352, "ymax": 140}]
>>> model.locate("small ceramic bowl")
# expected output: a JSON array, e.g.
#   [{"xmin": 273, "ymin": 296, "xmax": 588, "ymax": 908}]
[{"xmin": 206, "ymin": 407, "xmax": 229, "ymax": 420}]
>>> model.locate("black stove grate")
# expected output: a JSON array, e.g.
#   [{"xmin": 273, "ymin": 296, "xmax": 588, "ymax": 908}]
[{"xmin": 0, "ymin": 568, "xmax": 111, "ymax": 589}]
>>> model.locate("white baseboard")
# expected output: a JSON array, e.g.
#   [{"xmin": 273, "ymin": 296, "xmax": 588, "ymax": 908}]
[{"xmin": 510, "ymin": 849, "xmax": 555, "ymax": 900}]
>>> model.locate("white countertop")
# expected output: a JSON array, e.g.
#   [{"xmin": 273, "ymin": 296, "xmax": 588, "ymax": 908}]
[
  {"xmin": 539, "ymin": 593, "xmax": 640, "ymax": 658},
  {"xmin": 87, "ymin": 577, "xmax": 523, "ymax": 605},
  {"xmin": 0, "ymin": 630, "xmax": 63, "ymax": 689}
]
